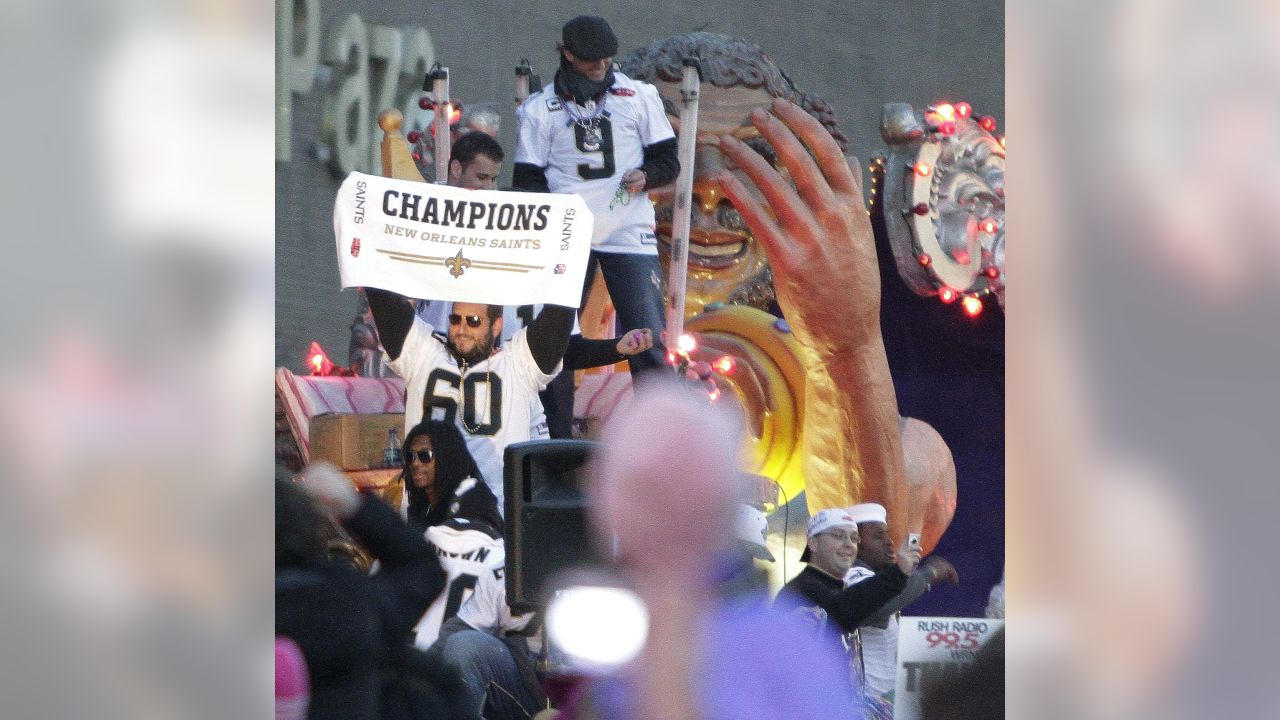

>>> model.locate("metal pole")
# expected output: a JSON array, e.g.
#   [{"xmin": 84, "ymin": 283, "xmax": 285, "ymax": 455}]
[
  {"xmin": 429, "ymin": 65, "xmax": 450, "ymax": 184},
  {"xmin": 665, "ymin": 58, "xmax": 702, "ymax": 349}
]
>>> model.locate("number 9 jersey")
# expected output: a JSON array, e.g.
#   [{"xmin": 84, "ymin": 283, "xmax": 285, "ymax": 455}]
[{"xmin": 514, "ymin": 73, "xmax": 675, "ymax": 255}]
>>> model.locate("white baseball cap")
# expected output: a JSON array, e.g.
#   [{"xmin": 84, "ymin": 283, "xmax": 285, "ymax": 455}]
[
  {"xmin": 847, "ymin": 502, "xmax": 887, "ymax": 526},
  {"xmin": 733, "ymin": 504, "xmax": 775, "ymax": 561},
  {"xmin": 801, "ymin": 508, "xmax": 858, "ymax": 562}
]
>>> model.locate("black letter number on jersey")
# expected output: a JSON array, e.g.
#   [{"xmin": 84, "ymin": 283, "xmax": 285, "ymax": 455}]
[
  {"xmin": 575, "ymin": 117, "xmax": 615, "ymax": 180},
  {"xmin": 443, "ymin": 573, "xmax": 479, "ymax": 621},
  {"xmin": 423, "ymin": 369, "xmax": 503, "ymax": 435}
]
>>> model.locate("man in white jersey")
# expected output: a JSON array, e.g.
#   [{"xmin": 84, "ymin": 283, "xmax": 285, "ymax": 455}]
[
  {"xmin": 365, "ymin": 289, "xmax": 574, "ymax": 513},
  {"xmin": 412, "ymin": 516, "xmax": 506, "ymax": 649},
  {"xmin": 843, "ymin": 502, "xmax": 959, "ymax": 709},
  {"xmin": 433, "ymin": 566, "xmax": 543, "ymax": 720},
  {"xmin": 512, "ymin": 15, "xmax": 679, "ymax": 379}
]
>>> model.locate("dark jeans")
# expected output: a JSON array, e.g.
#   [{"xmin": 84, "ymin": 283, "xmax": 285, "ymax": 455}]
[
  {"xmin": 583, "ymin": 250, "xmax": 668, "ymax": 377},
  {"xmin": 440, "ymin": 629, "xmax": 541, "ymax": 720}
]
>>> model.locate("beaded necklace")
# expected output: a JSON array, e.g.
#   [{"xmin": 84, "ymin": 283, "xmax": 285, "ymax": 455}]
[{"xmin": 562, "ymin": 92, "xmax": 609, "ymax": 151}]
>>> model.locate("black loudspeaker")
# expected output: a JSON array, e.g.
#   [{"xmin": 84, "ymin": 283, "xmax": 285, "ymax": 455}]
[{"xmin": 504, "ymin": 439, "xmax": 601, "ymax": 612}]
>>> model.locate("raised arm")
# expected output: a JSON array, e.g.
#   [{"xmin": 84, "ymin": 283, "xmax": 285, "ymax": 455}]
[
  {"xmin": 364, "ymin": 287, "xmax": 415, "ymax": 361},
  {"xmin": 525, "ymin": 305, "xmax": 575, "ymax": 375}
]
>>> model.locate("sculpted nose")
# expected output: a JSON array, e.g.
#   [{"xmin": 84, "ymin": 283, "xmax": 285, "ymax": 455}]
[{"xmin": 691, "ymin": 145, "xmax": 727, "ymax": 216}]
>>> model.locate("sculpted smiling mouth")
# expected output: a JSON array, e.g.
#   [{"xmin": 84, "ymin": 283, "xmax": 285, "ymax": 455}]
[{"xmin": 656, "ymin": 226, "xmax": 751, "ymax": 268}]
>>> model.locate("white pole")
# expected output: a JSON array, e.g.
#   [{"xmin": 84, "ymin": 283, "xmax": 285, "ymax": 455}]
[
  {"xmin": 665, "ymin": 58, "xmax": 702, "ymax": 348},
  {"xmin": 432, "ymin": 66, "xmax": 450, "ymax": 184}
]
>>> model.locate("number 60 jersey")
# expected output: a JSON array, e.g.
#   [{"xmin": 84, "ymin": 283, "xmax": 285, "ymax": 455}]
[
  {"xmin": 515, "ymin": 72, "xmax": 675, "ymax": 255},
  {"xmin": 385, "ymin": 317, "xmax": 560, "ymax": 514}
]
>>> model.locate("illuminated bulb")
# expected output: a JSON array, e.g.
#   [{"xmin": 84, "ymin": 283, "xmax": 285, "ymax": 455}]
[
  {"xmin": 419, "ymin": 97, "xmax": 432, "ymax": 110},
  {"xmin": 546, "ymin": 586, "xmax": 648, "ymax": 671},
  {"xmin": 708, "ymin": 386, "xmax": 721, "ymax": 402},
  {"xmin": 913, "ymin": 162, "xmax": 932, "ymax": 177},
  {"xmin": 980, "ymin": 219, "xmax": 999, "ymax": 234},
  {"xmin": 999, "ymin": 136, "xmax": 1006, "ymax": 149},
  {"xmin": 935, "ymin": 103, "xmax": 956, "ymax": 121},
  {"xmin": 917, "ymin": 253, "xmax": 932, "ymax": 266},
  {"xmin": 978, "ymin": 115, "xmax": 997, "ymax": 132},
  {"xmin": 412, "ymin": 151, "xmax": 422, "ymax": 161},
  {"xmin": 939, "ymin": 122, "xmax": 957, "ymax": 136},
  {"xmin": 714, "ymin": 355, "xmax": 736, "ymax": 375},
  {"xmin": 448, "ymin": 102, "xmax": 462, "ymax": 124},
  {"xmin": 407, "ymin": 130, "xmax": 421, "ymax": 143},
  {"xmin": 677, "ymin": 333, "xmax": 697, "ymax": 354},
  {"xmin": 938, "ymin": 287, "xmax": 958, "ymax": 304},
  {"xmin": 955, "ymin": 102, "xmax": 972, "ymax": 118},
  {"xmin": 985, "ymin": 265, "xmax": 1001, "ymax": 279},
  {"xmin": 667, "ymin": 350, "xmax": 677, "ymax": 365},
  {"xmin": 912, "ymin": 203, "xmax": 930, "ymax": 216},
  {"xmin": 962, "ymin": 295, "xmax": 983, "ymax": 317},
  {"xmin": 310, "ymin": 354, "xmax": 324, "ymax": 374}
]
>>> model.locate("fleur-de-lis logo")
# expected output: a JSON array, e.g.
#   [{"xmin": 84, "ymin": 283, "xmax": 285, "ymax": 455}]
[
  {"xmin": 350, "ymin": 238, "xmax": 361, "ymax": 257},
  {"xmin": 445, "ymin": 249, "xmax": 472, "ymax": 278}
]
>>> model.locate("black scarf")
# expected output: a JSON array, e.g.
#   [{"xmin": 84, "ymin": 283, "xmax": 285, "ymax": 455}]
[{"xmin": 554, "ymin": 57, "xmax": 615, "ymax": 104}]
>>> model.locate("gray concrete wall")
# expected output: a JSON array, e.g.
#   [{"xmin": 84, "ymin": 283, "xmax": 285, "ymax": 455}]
[{"xmin": 276, "ymin": 0, "xmax": 1003, "ymax": 368}]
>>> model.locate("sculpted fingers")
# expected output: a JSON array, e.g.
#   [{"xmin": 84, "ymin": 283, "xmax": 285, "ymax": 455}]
[
  {"xmin": 749, "ymin": 106, "xmax": 837, "ymax": 212},
  {"xmin": 716, "ymin": 169, "xmax": 795, "ymax": 276},
  {"xmin": 718, "ymin": 133, "xmax": 817, "ymax": 235},
  {"xmin": 770, "ymin": 99, "xmax": 859, "ymax": 197}
]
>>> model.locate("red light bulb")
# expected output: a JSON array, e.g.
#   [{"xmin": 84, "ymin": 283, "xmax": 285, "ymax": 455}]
[
  {"xmin": 918, "ymin": 253, "xmax": 932, "ymax": 266},
  {"xmin": 935, "ymin": 103, "xmax": 956, "ymax": 121},
  {"xmin": 961, "ymin": 295, "xmax": 983, "ymax": 317},
  {"xmin": 980, "ymin": 219, "xmax": 999, "ymax": 234},
  {"xmin": 939, "ymin": 122, "xmax": 957, "ymax": 136},
  {"xmin": 714, "ymin": 355, "xmax": 736, "ymax": 375},
  {"xmin": 913, "ymin": 162, "xmax": 932, "ymax": 177},
  {"xmin": 978, "ymin": 116, "xmax": 997, "ymax": 132},
  {"xmin": 419, "ymin": 97, "xmax": 432, "ymax": 110},
  {"xmin": 912, "ymin": 203, "xmax": 930, "ymax": 216},
  {"xmin": 955, "ymin": 102, "xmax": 972, "ymax": 118},
  {"xmin": 985, "ymin": 265, "xmax": 1001, "ymax": 279},
  {"xmin": 407, "ymin": 130, "xmax": 421, "ymax": 143},
  {"xmin": 938, "ymin": 287, "xmax": 958, "ymax": 303}
]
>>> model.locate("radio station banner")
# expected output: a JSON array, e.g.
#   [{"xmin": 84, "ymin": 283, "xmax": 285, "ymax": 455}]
[
  {"xmin": 893, "ymin": 617, "xmax": 1004, "ymax": 720},
  {"xmin": 333, "ymin": 172, "xmax": 594, "ymax": 307}
]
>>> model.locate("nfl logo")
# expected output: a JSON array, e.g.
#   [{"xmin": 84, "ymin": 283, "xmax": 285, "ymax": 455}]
[
  {"xmin": 554, "ymin": 264, "xmax": 566, "ymax": 274},
  {"xmin": 350, "ymin": 238, "xmax": 361, "ymax": 257}
]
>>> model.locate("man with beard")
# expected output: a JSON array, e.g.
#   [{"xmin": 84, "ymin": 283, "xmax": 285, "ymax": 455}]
[
  {"xmin": 365, "ymin": 290, "xmax": 573, "ymax": 514},
  {"xmin": 512, "ymin": 15, "xmax": 679, "ymax": 379}
]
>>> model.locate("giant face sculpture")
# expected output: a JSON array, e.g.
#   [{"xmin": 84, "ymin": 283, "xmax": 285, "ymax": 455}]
[{"xmin": 622, "ymin": 32, "xmax": 849, "ymax": 317}]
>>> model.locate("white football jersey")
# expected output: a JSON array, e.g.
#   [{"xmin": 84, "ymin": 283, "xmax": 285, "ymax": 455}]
[
  {"xmin": 515, "ymin": 73, "xmax": 674, "ymax": 255},
  {"xmin": 844, "ymin": 565, "xmax": 897, "ymax": 698},
  {"xmin": 457, "ymin": 565, "xmax": 540, "ymax": 653},
  {"xmin": 385, "ymin": 316, "xmax": 560, "ymax": 512},
  {"xmin": 413, "ymin": 518, "xmax": 506, "ymax": 649}
]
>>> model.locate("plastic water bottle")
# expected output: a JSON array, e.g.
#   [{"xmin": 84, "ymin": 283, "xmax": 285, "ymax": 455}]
[{"xmin": 383, "ymin": 427, "xmax": 402, "ymax": 467}]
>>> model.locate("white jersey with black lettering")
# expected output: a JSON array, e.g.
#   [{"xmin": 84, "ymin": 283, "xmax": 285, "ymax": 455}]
[
  {"xmin": 457, "ymin": 565, "xmax": 538, "ymax": 648},
  {"xmin": 413, "ymin": 518, "xmax": 506, "ymax": 649},
  {"xmin": 515, "ymin": 73, "xmax": 675, "ymax": 255},
  {"xmin": 385, "ymin": 316, "xmax": 559, "ymax": 513}
]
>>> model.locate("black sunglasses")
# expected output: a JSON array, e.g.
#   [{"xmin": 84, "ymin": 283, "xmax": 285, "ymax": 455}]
[
  {"xmin": 448, "ymin": 314, "xmax": 484, "ymax": 328},
  {"xmin": 407, "ymin": 449, "xmax": 435, "ymax": 464}
]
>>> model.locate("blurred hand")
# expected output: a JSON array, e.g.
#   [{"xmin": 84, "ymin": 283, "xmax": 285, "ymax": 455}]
[
  {"xmin": 621, "ymin": 168, "xmax": 646, "ymax": 194},
  {"xmin": 896, "ymin": 535, "xmax": 922, "ymax": 575},
  {"xmin": 299, "ymin": 462, "xmax": 361, "ymax": 520},
  {"xmin": 923, "ymin": 555, "xmax": 959, "ymax": 585},
  {"xmin": 616, "ymin": 328, "xmax": 654, "ymax": 356}
]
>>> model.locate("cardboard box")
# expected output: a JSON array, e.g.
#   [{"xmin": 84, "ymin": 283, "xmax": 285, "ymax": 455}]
[{"xmin": 309, "ymin": 413, "xmax": 405, "ymax": 470}]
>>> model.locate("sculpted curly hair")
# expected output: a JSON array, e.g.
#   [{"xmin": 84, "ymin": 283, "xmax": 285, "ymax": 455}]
[{"xmin": 620, "ymin": 31, "xmax": 849, "ymax": 151}]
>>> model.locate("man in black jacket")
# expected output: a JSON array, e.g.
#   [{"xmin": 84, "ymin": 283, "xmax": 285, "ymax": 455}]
[{"xmin": 775, "ymin": 507, "xmax": 920, "ymax": 696}]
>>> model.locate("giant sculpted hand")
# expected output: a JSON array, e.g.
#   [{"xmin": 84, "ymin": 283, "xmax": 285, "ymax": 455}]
[{"xmin": 718, "ymin": 99, "xmax": 913, "ymax": 537}]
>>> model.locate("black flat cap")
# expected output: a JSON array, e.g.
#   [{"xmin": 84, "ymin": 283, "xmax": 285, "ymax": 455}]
[{"xmin": 561, "ymin": 16, "xmax": 618, "ymax": 60}]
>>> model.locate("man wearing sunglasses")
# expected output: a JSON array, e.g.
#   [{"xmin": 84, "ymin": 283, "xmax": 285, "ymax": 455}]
[{"xmin": 366, "ymin": 285, "xmax": 575, "ymax": 516}]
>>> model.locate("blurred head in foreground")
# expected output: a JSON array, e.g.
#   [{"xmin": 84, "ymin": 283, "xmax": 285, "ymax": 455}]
[{"xmin": 587, "ymin": 380, "xmax": 746, "ymax": 584}]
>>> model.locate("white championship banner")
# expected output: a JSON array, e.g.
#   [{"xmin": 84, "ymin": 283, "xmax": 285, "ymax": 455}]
[
  {"xmin": 893, "ymin": 616, "xmax": 1004, "ymax": 720},
  {"xmin": 333, "ymin": 172, "xmax": 594, "ymax": 307}
]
